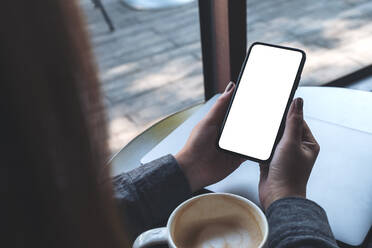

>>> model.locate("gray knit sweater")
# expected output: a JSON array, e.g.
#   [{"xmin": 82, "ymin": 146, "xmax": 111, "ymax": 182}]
[{"xmin": 113, "ymin": 154, "xmax": 339, "ymax": 247}]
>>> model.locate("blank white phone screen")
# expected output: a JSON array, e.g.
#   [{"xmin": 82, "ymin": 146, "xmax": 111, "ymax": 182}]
[{"xmin": 219, "ymin": 44, "xmax": 303, "ymax": 160}]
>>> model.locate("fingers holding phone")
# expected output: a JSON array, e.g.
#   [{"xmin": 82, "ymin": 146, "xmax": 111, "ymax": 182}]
[
  {"xmin": 176, "ymin": 82, "xmax": 246, "ymax": 193},
  {"xmin": 258, "ymin": 98, "xmax": 320, "ymax": 210}
]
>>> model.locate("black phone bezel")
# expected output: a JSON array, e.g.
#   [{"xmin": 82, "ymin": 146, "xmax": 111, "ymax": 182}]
[{"xmin": 217, "ymin": 41, "xmax": 306, "ymax": 163}]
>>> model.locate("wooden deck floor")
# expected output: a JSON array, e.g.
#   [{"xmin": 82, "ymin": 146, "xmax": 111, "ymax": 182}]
[{"xmin": 79, "ymin": 0, "xmax": 372, "ymax": 153}]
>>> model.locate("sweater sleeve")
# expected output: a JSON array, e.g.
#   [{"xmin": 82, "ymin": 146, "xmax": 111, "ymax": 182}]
[
  {"xmin": 266, "ymin": 197, "xmax": 339, "ymax": 248},
  {"xmin": 112, "ymin": 154, "xmax": 192, "ymax": 241}
]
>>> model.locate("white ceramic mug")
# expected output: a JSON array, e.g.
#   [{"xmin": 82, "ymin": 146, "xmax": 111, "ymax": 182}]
[{"xmin": 133, "ymin": 193, "xmax": 268, "ymax": 248}]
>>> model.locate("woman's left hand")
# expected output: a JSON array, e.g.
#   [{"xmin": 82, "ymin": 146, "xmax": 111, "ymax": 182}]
[{"xmin": 175, "ymin": 82, "xmax": 246, "ymax": 192}]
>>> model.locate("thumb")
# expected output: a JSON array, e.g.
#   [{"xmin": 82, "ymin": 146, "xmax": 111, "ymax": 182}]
[
  {"xmin": 282, "ymin": 98, "xmax": 304, "ymax": 143},
  {"xmin": 204, "ymin": 81, "xmax": 235, "ymax": 125}
]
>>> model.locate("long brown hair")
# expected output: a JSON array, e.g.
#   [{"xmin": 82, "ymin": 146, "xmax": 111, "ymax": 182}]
[{"xmin": 1, "ymin": 1, "xmax": 129, "ymax": 247}]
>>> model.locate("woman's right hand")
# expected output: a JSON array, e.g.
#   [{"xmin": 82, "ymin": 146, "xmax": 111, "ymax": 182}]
[{"xmin": 258, "ymin": 98, "xmax": 320, "ymax": 211}]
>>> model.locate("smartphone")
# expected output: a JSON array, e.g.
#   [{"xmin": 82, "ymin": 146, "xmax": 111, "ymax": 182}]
[{"xmin": 218, "ymin": 42, "xmax": 306, "ymax": 163}]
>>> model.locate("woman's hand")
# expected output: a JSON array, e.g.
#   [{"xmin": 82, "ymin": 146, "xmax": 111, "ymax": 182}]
[
  {"xmin": 175, "ymin": 82, "xmax": 246, "ymax": 192},
  {"xmin": 259, "ymin": 98, "xmax": 320, "ymax": 210}
]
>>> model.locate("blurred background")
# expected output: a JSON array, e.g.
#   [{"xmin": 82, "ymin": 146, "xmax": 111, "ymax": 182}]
[{"xmin": 79, "ymin": 0, "xmax": 372, "ymax": 154}]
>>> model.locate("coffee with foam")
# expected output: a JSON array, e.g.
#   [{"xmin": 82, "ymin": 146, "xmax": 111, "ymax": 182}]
[{"xmin": 171, "ymin": 194, "xmax": 265, "ymax": 248}]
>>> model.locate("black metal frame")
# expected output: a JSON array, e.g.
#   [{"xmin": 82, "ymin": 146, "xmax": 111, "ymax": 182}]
[
  {"xmin": 198, "ymin": 0, "xmax": 246, "ymax": 100},
  {"xmin": 92, "ymin": 0, "xmax": 115, "ymax": 32}
]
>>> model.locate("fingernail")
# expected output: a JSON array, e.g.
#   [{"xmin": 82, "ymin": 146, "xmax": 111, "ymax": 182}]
[
  {"xmin": 296, "ymin": 98, "xmax": 303, "ymax": 114},
  {"xmin": 224, "ymin": 81, "xmax": 234, "ymax": 93}
]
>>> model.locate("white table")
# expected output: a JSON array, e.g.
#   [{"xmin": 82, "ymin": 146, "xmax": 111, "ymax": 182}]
[{"xmin": 112, "ymin": 87, "xmax": 372, "ymax": 247}]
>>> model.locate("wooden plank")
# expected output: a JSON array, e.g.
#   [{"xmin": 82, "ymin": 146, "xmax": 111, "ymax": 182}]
[
  {"xmin": 108, "ymin": 73, "xmax": 204, "ymax": 125},
  {"xmin": 103, "ymin": 55, "xmax": 202, "ymax": 102},
  {"xmin": 99, "ymin": 41, "xmax": 201, "ymax": 82}
]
